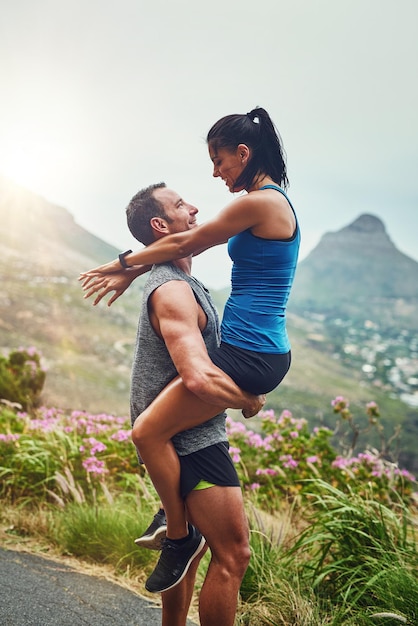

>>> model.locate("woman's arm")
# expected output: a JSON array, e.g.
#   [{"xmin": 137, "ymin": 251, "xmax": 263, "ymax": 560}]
[{"xmin": 80, "ymin": 194, "xmax": 262, "ymax": 276}]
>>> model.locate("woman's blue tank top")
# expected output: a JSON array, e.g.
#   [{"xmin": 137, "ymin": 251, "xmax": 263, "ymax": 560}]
[{"xmin": 220, "ymin": 185, "xmax": 300, "ymax": 354}]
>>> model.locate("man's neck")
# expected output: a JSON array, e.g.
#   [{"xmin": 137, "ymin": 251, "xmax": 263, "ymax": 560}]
[{"xmin": 173, "ymin": 256, "xmax": 192, "ymax": 275}]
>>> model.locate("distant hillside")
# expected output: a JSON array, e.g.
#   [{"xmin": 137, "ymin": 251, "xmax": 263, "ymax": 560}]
[
  {"xmin": 0, "ymin": 176, "xmax": 145, "ymax": 416},
  {"xmin": 290, "ymin": 214, "xmax": 418, "ymax": 330},
  {"xmin": 1, "ymin": 179, "xmax": 417, "ymax": 472},
  {"xmin": 0, "ymin": 175, "xmax": 120, "ymax": 273}
]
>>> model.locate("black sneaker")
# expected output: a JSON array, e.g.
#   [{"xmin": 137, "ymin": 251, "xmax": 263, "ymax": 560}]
[
  {"xmin": 145, "ymin": 525, "xmax": 206, "ymax": 593},
  {"xmin": 135, "ymin": 509, "xmax": 167, "ymax": 550}
]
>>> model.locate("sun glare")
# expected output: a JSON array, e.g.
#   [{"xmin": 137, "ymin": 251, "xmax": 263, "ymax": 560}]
[{"xmin": 0, "ymin": 128, "xmax": 60, "ymax": 194}]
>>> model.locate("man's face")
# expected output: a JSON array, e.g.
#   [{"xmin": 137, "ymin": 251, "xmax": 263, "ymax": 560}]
[{"xmin": 154, "ymin": 187, "xmax": 199, "ymax": 234}]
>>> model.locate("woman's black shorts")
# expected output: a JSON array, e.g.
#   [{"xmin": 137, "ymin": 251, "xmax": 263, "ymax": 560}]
[{"xmin": 211, "ymin": 341, "xmax": 291, "ymax": 395}]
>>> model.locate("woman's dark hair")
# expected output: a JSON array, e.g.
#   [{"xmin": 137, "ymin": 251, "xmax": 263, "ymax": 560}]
[
  {"xmin": 206, "ymin": 106, "xmax": 289, "ymax": 191},
  {"xmin": 126, "ymin": 182, "xmax": 173, "ymax": 246}
]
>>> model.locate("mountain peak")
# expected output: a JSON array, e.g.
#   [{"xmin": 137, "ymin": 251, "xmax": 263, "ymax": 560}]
[
  {"xmin": 291, "ymin": 212, "xmax": 418, "ymax": 328},
  {"xmin": 347, "ymin": 213, "xmax": 386, "ymax": 234},
  {"xmin": 320, "ymin": 212, "xmax": 394, "ymax": 252}
]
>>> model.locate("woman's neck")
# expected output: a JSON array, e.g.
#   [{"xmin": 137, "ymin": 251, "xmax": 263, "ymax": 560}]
[{"xmin": 248, "ymin": 175, "xmax": 276, "ymax": 192}]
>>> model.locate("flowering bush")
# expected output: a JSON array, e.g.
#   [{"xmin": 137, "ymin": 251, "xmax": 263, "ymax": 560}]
[
  {"xmin": 0, "ymin": 347, "xmax": 46, "ymax": 410},
  {"xmin": 0, "ymin": 391, "xmax": 416, "ymax": 510},
  {"xmin": 0, "ymin": 405, "xmax": 140, "ymax": 502},
  {"xmin": 225, "ymin": 401, "xmax": 416, "ymax": 507}
]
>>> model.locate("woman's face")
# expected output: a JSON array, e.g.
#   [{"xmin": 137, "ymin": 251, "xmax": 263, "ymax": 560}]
[{"xmin": 208, "ymin": 144, "xmax": 248, "ymax": 193}]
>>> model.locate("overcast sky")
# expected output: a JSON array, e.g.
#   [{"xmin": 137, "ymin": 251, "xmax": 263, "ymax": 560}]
[{"xmin": 1, "ymin": 0, "xmax": 417, "ymax": 288}]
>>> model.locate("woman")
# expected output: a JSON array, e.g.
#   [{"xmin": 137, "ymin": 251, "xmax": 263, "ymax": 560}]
[{"xmin": 81, "ymin": 107, "xmax": 300, "ymax": 592}]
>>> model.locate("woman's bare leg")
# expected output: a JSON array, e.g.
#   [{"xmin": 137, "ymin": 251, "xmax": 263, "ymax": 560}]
[{"xmin": 132, "ymin": 376, "xmax": 225, "ymax": 539}]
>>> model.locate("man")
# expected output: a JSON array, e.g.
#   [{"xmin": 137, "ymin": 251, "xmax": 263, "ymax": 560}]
[{"xmin": 83, "ymin": 183, "xmax": 263, "ymax": 626}]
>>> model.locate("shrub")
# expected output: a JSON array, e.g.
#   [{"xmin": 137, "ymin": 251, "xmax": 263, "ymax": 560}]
[{"xmin": 0, "ymin": 347, "xmax": 46, "ymax": 410}]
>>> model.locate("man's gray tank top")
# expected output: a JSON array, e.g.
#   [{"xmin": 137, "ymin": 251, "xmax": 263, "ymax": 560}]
[{"xmin": 130, "ymin": 262, "xmax": 227, "ymax": 457}]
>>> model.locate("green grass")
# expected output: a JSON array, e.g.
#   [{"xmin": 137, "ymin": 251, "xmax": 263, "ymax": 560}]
[
  {"xmin": 53, "ymin": 496, "xmax": 157, "ymax": 573},
  {"xmin": 281, "ymin": 482, "xmax": 418, "ymax": 625},
  {"xmin": 1, "ymin": 478, "xmax": 417, "ymax": 625}
]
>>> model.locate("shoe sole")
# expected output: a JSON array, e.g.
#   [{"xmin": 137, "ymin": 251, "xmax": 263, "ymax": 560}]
[
  {"xmin": 134, "ymin": 525, "xmax": 167, "ymax": 550},
  {"xmin": 145, "ymin": 536, "xmax": 206, "ymax": 593}
]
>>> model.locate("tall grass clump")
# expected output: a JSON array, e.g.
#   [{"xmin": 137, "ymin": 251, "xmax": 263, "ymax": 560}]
[
  {"xmin": 283, "ymin": 481, "xmax": 418, "ymax": 625},
  {"xmin": 238, "ymin": 517, "xmax": 324, "ymax": 625},
  {"xmin": 53, "ymin": 495, "xmax": 158, "ymax": 574}
]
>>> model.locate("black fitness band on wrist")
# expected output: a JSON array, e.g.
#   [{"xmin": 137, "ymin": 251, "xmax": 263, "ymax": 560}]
[{"xmin": 118, "ymin": 249, "xmax": 133, "ymax": 269}]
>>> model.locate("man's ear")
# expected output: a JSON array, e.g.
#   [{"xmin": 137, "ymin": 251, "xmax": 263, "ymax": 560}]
[
  {"xmin": 237, "ymin": 143, "xmax": 250, "ymax": 164},
  {"xmin": 150, "ymin": 216, "xmax": 169, "ymax": 236}
]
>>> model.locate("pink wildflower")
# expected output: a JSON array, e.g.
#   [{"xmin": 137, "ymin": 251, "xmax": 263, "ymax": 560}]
[
  {"xmin": 256, "ymin": 468, "xmax": 278, "ymax": 476},
  {"xmin": 394, "ymin": 468, "xmax": 416, "ymax": 482},
  {"xmin": 111, "ymin": 429, "xmax": 132, "ymax": 442},
  {"xmin": 280, "ymin": 454, "xmax": 298, "ymax": 469},
  {"xmin": 82, "ymin": 457, "xmax": 108, "ymax": 475},
  {"xmin": 366, "ymin": 401, "xmax": 380, "ymax": 418},
  {"xmin": 229, "ymin": 446, "xmax": 241, "ymax": 463},
  {"xmin": 332, "ymin": 456, "xmax": 352, "ymax": 469},
  {"xmin": 331, "ymin": 396, "xmax": 349, "ymax": 414},
  {"xmin": 247, "ymin": 432, "xmax": 264, "ymax": 448},
  {"xmin": 0, "ymin": 433, "xmax": 20, "ymax": 443},
  {"xmin": 81, "ymin": 437, "xmax": 107, "ymax": 455},
  {"xmin": 262, "ymin": 435, "xmax": 274, "ymax": 451},
  {"xmin": 225, "ymin": 417, "xmax": 248, "ymax": 436},
  {"xmin": 259, "ymin": 409, "xmax": 276, "ymax": 422}
]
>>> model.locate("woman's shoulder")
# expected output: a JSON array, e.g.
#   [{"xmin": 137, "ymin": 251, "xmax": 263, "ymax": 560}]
[
  {"xmin": 246, "ymin": 185, "xmax": 292, "ymax": 213},
  {"xmin": 248, "ymin": 186, "xmax": 296, "ymax": 239}
]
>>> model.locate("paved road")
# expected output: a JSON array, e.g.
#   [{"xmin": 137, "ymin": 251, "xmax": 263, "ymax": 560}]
[{"xmin": 0, "ymin": 548, "xmax": 197, "ymax": 626}]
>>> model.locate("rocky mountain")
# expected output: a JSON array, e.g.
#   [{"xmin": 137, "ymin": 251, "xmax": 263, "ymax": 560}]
[{"xmin": 290, "ymin": 214, "xmax": 418, "ymax": 330}]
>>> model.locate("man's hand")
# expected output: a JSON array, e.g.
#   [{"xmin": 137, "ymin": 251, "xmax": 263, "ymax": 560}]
[{"xmin": 242, "ymin": 393, "xmax": 266, "ymax": 419}]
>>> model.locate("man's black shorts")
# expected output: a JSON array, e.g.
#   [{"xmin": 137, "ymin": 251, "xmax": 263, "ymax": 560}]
[{"xmin": 179, "ymin": 441, "xmax": 240, "ymax": 499}]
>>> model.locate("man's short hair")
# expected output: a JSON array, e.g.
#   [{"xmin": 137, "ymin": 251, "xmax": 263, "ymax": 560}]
[{"xmin": 126, "ymin": 182, "xmax": 173, "ymax": 246}]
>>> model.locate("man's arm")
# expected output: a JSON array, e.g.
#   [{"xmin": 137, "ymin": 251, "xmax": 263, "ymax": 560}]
[{"xmin": 149, "ymin": 280, "xmax": 264, "ymax": 417}]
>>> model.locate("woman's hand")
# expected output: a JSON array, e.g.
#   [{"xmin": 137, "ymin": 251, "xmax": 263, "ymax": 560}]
[{"xmin": 79, "ymin": 266, "xmax": 151, "ymax": 306}]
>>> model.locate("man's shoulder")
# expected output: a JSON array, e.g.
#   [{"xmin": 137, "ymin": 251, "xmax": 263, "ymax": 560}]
[
  {"xmin": 145, "ymin": 264, "xmax": 214, "ymax": 310},
  {"xmin": 146, "ymin": 264, "xmax": 207, "ymax": 291},
  {"xmin": 148, "ymin": 262, "xmax": 186, "ymax": 281},
  {"xmin": 145, "ymin": 263, "xmax": 186, "ymax": 291}
]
